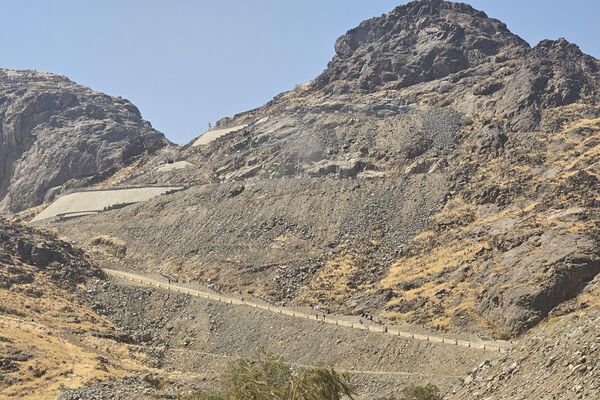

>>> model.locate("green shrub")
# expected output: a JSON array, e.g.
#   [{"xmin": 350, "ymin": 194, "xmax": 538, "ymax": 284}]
[
  {"xmin": 375, "ymin": 384, "xmax": 442, "ymax": 400},
  {"xmin": 401, "ymin": 384, "xmax": 442, "ymax": 400},
  {"xmin": 224, "ymin": 351, "xmax": 355, "ymax": 400}
]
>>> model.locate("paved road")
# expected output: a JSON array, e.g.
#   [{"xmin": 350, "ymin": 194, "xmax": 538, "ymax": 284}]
[{"xmin": 104, "ymin": 268, "xmax": 510, "ymax": 353}]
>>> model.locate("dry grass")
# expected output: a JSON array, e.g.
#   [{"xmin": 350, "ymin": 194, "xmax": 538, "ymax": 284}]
[
  {"xmin": 97, "ymin": 158, "xmax": 144, "ymax": 187},
  {"xmin": 296, "ymin": 256, "xmax": 358, "ymax": 304},
  {"xmin": 0, "ymin": 273, "xmax": 149, "ymax": 399},
  {"xmin": 89, "ymin": 235, "xmax": 127, "ymax": 258},
  {"xmin": 380, "ymin": 242, "xmax": 485, "ymax": 289},
  {"xmin": 0, "ymin": 319, "xmax": 146, "ymax": 399}
]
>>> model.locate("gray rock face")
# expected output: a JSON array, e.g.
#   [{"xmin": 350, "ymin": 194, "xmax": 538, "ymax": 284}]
[
  {"xmin": 479, "ymin": 229, "xmax": 600, "ymax": 335},
  {"xmin": 313, "ymin": 0, "xmax": 528, "ymax": 94},
  {"xmin": 0, "ymin": 216, "xmax": 103, "ymax": 288},
  {"xmin": 0, "ymin": 69, "xmax": 169, "ymax": 212},
  {"xmin": 311, "ymin": 0, "xmax": 600, "ymax": 132}
]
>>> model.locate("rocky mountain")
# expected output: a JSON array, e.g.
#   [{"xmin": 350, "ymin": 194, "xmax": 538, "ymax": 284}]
[
  {"xmin": 0, "ymin": 69, "xmax": 170, "ymax": 213},
  {"xmin": 47, "ymin": 0, "xmax": 600, "ymax": 340},
  {"xmin": 2, "ymin": 0, "xmax": 600, "ymax": 398}
]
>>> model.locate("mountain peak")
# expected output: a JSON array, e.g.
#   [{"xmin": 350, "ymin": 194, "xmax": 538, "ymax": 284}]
[
  {"xmin": 534, "ymin": 37, "xmax": 593, "ymax": 61},
  {"xmin": 313, "ymin": 0, "xmax": 529, "ymax": 94}
]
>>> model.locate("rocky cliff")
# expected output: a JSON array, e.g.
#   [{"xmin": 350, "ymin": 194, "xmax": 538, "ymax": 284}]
[
  {"xmin": 0, "ymin": 69, "xmax": 169, "ymax": 212},
  {"xmin": 42, "ymin": 0, "xmax": 600, "ymax": 339}
]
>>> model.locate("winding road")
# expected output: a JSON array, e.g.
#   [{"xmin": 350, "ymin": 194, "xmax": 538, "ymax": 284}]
[{"xmin": 104, "ymin": 268, "xmax": 510, "ymax": 353}]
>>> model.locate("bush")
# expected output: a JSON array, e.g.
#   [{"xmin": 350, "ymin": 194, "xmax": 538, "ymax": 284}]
[
  {"xmin": 401, "ymin": 384, "xmax": 442, "ymax": 400},
  {"xmin": 180, "ymin": 352, "xmax": 443, "ymax": 400},
  {"xmin": 224, "ymin": 351, "xmax": 355, "ymax": 400},
  {"xmin": 375, "ymin": 384, "xmax": 442, "ymax": 400}
]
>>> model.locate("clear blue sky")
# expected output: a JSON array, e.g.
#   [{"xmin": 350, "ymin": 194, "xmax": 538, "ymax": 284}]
[{"xmin": 2, "ymin": 1, "xmax": 599, "ymax": 144}]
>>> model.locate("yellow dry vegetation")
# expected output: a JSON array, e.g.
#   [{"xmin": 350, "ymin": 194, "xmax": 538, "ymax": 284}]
[
  {"xmin": 296, "ymin": 256, "xmax": 358, "ymax": 304},
  {"xmin": 378, "ymin": 105, "xmax": 600, "ymax": 332},
  {"xmin": 0, "ymin": 275, "xmax": 149, "ymax": 399},
  {"xmin": 0, "ymin": 319, "xmax": 146, "ymax": 399},
  {"xmin": 380, "ymin": 242, "xmax": 485, "ymax": 291}
]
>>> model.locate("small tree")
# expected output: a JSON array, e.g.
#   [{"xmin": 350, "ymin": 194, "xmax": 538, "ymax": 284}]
[{"xmin": 223, "ymin": 351, "xmax": 355, "ymax": 400}]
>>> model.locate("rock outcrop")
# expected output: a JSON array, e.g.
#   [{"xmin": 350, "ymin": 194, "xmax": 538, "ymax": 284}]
[
  {"xmin": 0, "ymin": 69, "xmax": 169, "ymax": 212},
  {"xmin": 313, "ymin": 0, "xmax": 528, "ymax": 94},
  {"xmin": 0, "ymin": 216, "xmax": 103, "ymax": 287}
]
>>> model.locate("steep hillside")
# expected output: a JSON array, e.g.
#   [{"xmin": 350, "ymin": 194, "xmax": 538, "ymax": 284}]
[
  {"xmin": 42, "ymin": 0, "xmax": 600, "ymax": 341},
  {"xmin": 0, "ymin": 69, "xmax": 170, "ymax": 213},
  {"xmin": 450, "ymin": 306, "xmax": 600, "ymax": 400},
  {"xmin": 0, "ymin": 217, "xmax": 151, "ymax": 398}
]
